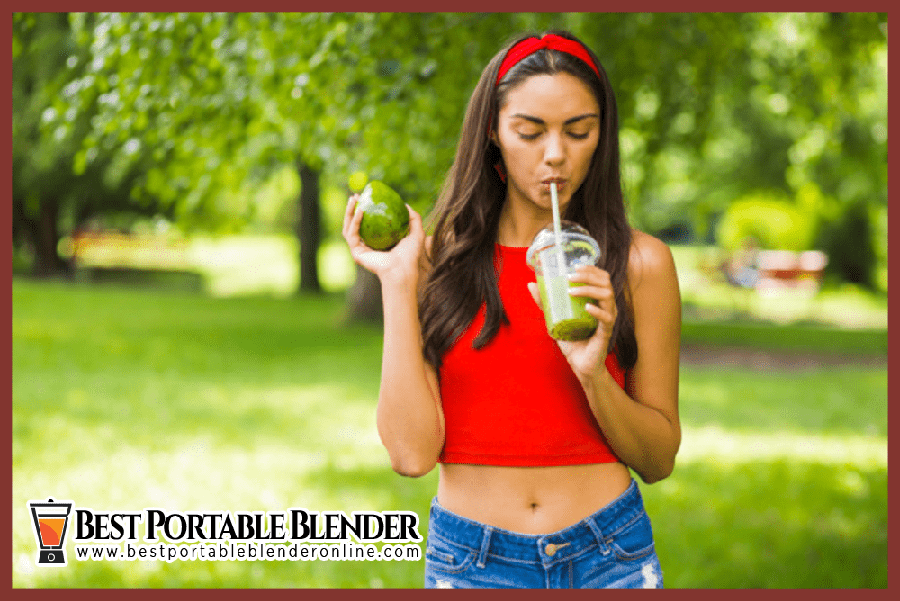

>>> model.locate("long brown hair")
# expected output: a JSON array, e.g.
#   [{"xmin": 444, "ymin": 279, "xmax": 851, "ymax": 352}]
[{"xmin": 420, "ymin": 31, "xmax": 637, "ymax": 373}]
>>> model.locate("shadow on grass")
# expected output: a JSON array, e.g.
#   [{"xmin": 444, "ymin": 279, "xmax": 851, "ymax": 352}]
[
  {"xmin": 14, "ymin": 285, "xmax": 388, "ymax": 457},
  {"xmin": 679, "ymin": 366, "xmax": 887, "ymax": 437},
  {"xmin": 644, "ymin": 460, "xmax": 887, "ymax": 588}
]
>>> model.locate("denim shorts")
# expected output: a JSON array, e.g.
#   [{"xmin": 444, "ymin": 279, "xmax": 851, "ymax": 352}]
[{"xmin": 424, "ymin": 479, "xmax": 663, "ymax": 589}]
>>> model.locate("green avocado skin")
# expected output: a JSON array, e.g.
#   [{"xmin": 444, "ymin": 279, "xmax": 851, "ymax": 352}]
[{"xmin": 358, "ymin": 181, "xmax": 410, "ymax": 251}]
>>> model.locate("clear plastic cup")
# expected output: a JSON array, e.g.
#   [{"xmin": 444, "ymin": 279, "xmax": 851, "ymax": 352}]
[{"xmin": 526, "ymin": 221, "xmax": 602, "ymax": 341}]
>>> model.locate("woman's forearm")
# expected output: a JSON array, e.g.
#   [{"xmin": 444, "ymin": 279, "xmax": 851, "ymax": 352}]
[
  {"xmin": 376, "ymin": 279, "xmax": 445, "ymax": 478},
  {"xmin": 578, "ymin": 233, "xmax": 681, "ymax": 484},
  {"xmin": 580, "ymin": 369, "xmax": 681, "ymax": 484}
]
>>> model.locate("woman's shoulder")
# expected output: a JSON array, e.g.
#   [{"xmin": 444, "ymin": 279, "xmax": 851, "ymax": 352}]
[{"xmin": 626, "ymin": 229, "xmax": 678, "ymax": 291}]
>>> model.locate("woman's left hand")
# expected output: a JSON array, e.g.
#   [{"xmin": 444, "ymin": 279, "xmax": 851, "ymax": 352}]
[{"xmin": 527, "ymin": 264, "xmax": 617, "ymax": 381}]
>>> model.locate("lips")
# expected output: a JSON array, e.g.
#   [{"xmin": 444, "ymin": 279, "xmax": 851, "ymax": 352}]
[{"xmin": 541, "ymin": 178, "xmax": 568, "ymax": 192}]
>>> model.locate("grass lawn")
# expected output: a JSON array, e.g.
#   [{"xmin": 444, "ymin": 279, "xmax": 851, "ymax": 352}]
[
  {"xmin": 681, "ymin": 320, "xmax": 887, "ymax": 356},
  {"xmin": 12, "ymin": 279, "xmax": 887, "ymax": 588}
]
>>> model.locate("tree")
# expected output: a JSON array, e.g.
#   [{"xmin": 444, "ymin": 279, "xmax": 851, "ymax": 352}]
[
  {"xmin": 65, "ymin": 13, "xmax": 398, "ymax": 295},
  {"xmin": 22, "ymin": 12, "xmax": 885, "ymax": 295},
  {"xmin": 61, "ymin": 13, "xmax": 523, "ymax": 304},
  {"xmin": 12, "ymin": 12, "xmax": 167, "ymax": 276},
  {"xmin": 677, "ymin": 13, "xmax": 887, "ymax": 286}
]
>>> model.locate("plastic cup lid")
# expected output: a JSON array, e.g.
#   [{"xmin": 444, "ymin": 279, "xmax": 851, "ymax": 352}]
[{"xmin": 526, "ymin": 220, "xmax": 601, "ymax": 269}]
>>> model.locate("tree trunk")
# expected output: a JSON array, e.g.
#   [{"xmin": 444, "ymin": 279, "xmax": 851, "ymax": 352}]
[
  {"xmin": 14, "ymin": 197, "xmax": 70, "ymax": 277},
  {"xmin": 296, "ymin": 161, "xmax": 321, "ymax": 294},
  {"xmin": 344, "ymin": 266, "xmax": 383, "ymax": 323}
]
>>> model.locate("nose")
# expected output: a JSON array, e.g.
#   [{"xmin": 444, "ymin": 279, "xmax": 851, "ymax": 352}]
[{"xmin": 543, "ymin": 132, "xmax": 565, "ymax": 166}]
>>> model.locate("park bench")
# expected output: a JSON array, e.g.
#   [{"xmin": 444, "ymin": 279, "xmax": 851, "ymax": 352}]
[
  {"xmin": 691, "ymin": 247, "xmax": 830, "ymax": 323},
  {"xmin": 754, "ymin": 249, "xmax": 828, "ymax": 295},
  {"xmin": 65, "ymin": 230, "xmax": 300, "ymax": 296},
  {"xmin": 67, "ymin": 230, "xmax": 204, "ymax": 289}
]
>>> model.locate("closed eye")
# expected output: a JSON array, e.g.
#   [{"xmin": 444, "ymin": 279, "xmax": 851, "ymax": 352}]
[{"xmin": 518, "ymin": 131, "xmax": 590, "ymax": 141}]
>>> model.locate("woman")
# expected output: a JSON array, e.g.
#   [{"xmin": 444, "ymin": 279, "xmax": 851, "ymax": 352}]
[{"xmin": 342, "ymin": 31, "xmax": 681, "ymax": 589}]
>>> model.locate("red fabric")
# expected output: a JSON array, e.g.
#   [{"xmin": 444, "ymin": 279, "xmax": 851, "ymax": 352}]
[
  {"xmin": 438, "ymin": 245, "xmax": 624, "ymax": 466},
  {"xmin": 496, "ymin": 34, "xmax": 601, "ymax": 85}
]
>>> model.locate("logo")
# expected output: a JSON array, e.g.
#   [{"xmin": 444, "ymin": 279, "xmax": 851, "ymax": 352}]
[
  {"xmin": 28, "ymin": 498, "xmax": 74, "ymax": 566},
  {"xmin": 24, "ymin": 499, "xmax": 423, "ymax": 566}
]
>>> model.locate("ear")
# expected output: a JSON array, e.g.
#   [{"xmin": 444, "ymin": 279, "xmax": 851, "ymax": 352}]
[{"xmin": 489, "ymin": 129, "xmax": 499, "ymax": 146}]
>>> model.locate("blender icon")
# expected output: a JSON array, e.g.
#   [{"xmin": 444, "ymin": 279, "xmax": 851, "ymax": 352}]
[{"xmin": 28, "ymin": 498, "xmax": 73, "ymax": 566}]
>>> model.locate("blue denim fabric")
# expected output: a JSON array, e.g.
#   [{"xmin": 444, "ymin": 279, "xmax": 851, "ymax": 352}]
[{"xmin": 424, "ymin": 479, "xmax": 663, "ymax": 589}]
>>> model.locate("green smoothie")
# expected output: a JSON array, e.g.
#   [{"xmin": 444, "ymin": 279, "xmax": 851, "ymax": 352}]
[{"xmin": 535, "ymin": 274, "xmax": 598, "ymax": 341}]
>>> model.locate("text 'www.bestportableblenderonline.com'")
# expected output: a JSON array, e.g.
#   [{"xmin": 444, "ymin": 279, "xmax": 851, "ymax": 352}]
[
  {"xmin": 69, "ymin": 508, "xmax": 423, "ymax": 563},
  {"xmin": 75, "ymin": 540, "xmax": 422, "ymax": 563}
]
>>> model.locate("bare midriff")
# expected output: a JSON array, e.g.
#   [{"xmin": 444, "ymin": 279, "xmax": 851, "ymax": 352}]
[{"xmin": 437, "ymin": 462, "xmax": 633, "ymax": 534}]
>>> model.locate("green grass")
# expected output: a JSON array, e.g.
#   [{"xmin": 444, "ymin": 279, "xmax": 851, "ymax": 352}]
[
  {"xmin": 681, "ymin": 320, "xmax": 887, "ymax": 356},
  {"xmin": 12, "ymin": 279, "xmax": 886, "ymax": 588}
]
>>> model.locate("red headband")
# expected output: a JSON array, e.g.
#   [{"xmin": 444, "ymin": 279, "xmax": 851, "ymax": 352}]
[{"xmin": 496, "ymin": 34, "xmax": 600, "ymax": 85}]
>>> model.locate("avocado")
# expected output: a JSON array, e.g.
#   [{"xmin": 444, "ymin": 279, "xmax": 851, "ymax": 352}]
[{"xmin": 358, "ymin": 181, "xmax": 410, "ymax": 251}]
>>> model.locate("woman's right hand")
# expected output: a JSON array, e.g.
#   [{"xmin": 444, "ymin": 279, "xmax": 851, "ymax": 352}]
[
  {"xmin": 344, "ymin": 193, "xmax": 442, "ymax": 478},
  {"xmin": 342, "ymin": 193, "xmax": 425, "ymax": 288}
]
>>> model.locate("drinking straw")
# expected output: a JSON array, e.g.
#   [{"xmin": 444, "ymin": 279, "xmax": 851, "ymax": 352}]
[{"xmin": 550, "ymin": 183, "xmax": 566, "ymax": 273}]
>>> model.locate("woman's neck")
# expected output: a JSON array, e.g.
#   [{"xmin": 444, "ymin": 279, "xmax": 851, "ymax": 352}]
[{"xmin": 496, "ymin": 194, "xmax": 554, "ymax": 248}]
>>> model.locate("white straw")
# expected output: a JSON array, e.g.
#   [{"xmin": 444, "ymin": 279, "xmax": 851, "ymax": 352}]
[{"xmin": 550, "ymin": 183, "xmax": 566, "ymax": 272}]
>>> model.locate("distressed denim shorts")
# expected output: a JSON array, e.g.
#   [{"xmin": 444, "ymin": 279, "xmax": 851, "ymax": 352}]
[{"xmin": 424, "ymin": 479, "xmax": 663, "ymax": 589}]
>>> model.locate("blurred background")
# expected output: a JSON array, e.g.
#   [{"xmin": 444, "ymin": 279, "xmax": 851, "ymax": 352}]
[{"xmin": 13, "ymin": 12, "xmax": 886, "ymax": 588}]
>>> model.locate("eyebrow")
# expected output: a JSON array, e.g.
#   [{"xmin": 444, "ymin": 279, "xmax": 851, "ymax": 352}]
[{"xmin": 509, "ymin": 112, "xmax": 600, "ymax": 125}]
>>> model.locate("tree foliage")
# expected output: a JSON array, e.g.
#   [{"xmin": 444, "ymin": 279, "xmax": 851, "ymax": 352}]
[
  {"xmin": 16, "ymin": 12, "xmax": 887, "ymax": 289},
  {"xmin": 12, "ymin": 13, "xmax": 166, "ymax": 275}
]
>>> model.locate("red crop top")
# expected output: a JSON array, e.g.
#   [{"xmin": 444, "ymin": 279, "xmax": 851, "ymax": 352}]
[{"xmin": 438, "ymin": 244, "xmax": 626, "ymax": 466}]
